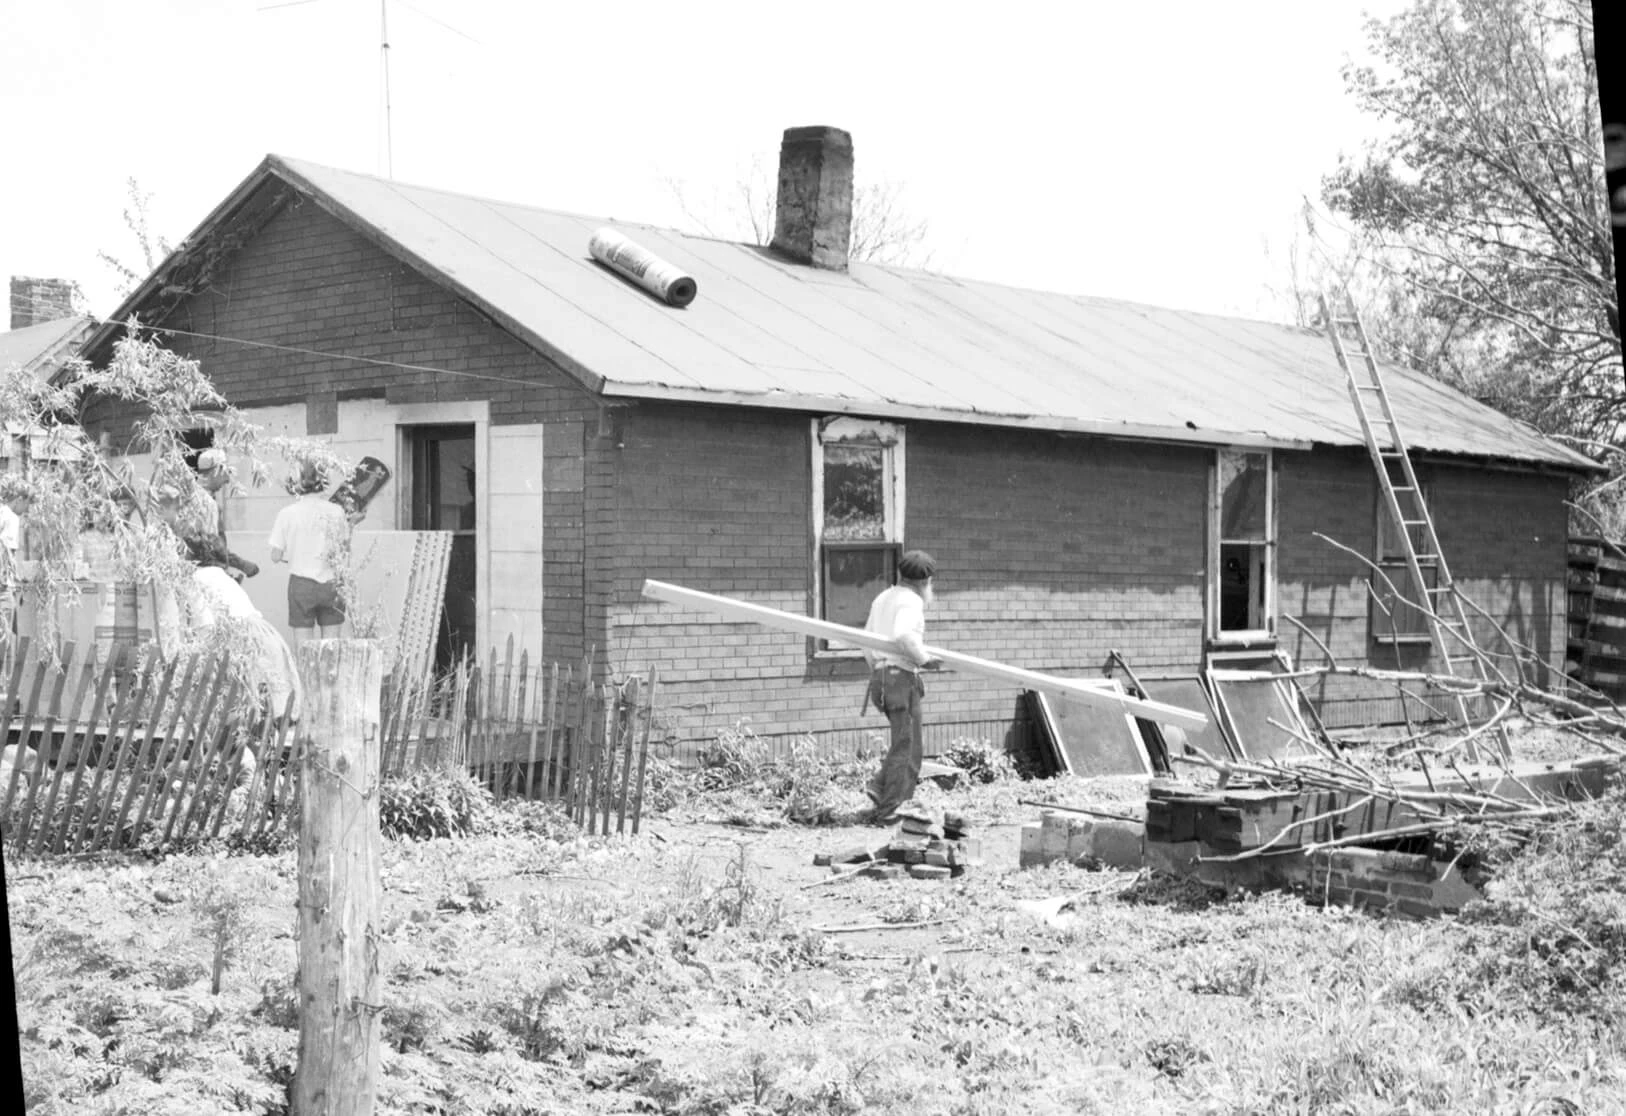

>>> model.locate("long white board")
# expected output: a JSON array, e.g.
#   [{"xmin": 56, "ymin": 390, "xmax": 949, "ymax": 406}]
[{"xmin": 640, "ymin": 579, "xmax": 1208, "ymax": 731}]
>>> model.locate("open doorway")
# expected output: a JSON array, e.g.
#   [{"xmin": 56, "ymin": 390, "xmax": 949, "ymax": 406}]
[{"xmin": 405, "ymin": 424, "xmax": 477, "ymax": 672}]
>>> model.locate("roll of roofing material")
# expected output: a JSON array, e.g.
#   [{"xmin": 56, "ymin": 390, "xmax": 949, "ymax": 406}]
[{"xmin": 588, "ymin": 228, "xmax": 698, "ymax": 308}]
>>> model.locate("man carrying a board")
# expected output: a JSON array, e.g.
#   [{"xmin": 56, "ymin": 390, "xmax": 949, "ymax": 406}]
[{"xmin": 862, "ymin": 549, "xmax": 941, "ymax": 824}]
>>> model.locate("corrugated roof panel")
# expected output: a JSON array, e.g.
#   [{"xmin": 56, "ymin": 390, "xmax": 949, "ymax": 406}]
[{"xmin": 212, "ymin": 157, "xmax": 1600, "ymax": 471}]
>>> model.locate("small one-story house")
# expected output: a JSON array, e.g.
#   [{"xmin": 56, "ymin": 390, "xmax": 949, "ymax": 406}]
[{"xmin": 76, "ymin": 127, "xmax": 1599, "ymax": 754}]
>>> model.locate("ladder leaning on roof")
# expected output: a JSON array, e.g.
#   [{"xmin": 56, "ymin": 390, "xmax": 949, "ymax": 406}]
[{"xmin": 1317, "ymin": 289, "xmax": 1507, "ymax": 757}]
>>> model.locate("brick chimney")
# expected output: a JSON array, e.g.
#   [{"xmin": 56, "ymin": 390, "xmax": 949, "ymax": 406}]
[
  {"xmin": 771, "ymin": 126, "xmax": 854, "ymax": 271},
  {"xmin": 10, "ymin": 276, "xmax": 77, "ymax": 330}
]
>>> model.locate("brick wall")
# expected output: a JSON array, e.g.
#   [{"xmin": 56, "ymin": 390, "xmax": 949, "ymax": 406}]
[
  {"xmin": 81, "ymin": 185, "xmax": 597, "ymax": 666},
  {"xmin": 1278, "ymin": 448, "xmax": 1568, "ymax": 727},
  {"xmin": 607, "ymin": 407, "xmax": 1211, "ymax": 743}
]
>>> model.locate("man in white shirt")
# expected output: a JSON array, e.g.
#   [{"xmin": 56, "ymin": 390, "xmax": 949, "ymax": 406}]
[
  {"xmin": 862, "ymin": 549, "xmax": 940, "ymax": 823},
  {"xmin": 268, "ymin": 463, "xmax": 354, "ymax": 651}
]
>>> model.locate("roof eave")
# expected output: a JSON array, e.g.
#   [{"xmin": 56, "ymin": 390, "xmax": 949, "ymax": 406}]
[{"xmin": 597, "ymin": 380, "xmax": 1311, "ymax": 451}]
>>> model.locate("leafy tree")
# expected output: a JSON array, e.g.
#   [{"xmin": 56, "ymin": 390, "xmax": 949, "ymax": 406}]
[
  {"xmin": 96, "ymin": 177, "xmax": 176, "ymax": 298},
  {"xmin": 1, "ymin": 329, "xmax": 349, "ymax": 681},
  {"xmin": 1321, "ymin": 0, "xmax": 1619, "ymax": 443}
]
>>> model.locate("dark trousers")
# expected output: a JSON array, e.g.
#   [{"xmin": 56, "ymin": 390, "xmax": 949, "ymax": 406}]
[{"xmin": 868, "ymin": 666, "xmax": 924, "ymax": 816}]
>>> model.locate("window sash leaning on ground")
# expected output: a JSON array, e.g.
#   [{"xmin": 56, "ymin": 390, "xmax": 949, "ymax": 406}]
[
  {"xmin": 1211, "ymin": 448, "xmax": 1275, "ymax": 642},
  {"xmin": 810, "ymin": 417, "xmax": 904, "ymax": 653}
]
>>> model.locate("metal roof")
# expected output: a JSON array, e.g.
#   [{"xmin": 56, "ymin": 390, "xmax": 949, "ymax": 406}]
[
  {"xmin": 87, "ymin": 155, "xmax": 1599, "ymax": 471},
  {"xmin": 0, "ymin": 314, "xmax": 94, "ymax": 381}
]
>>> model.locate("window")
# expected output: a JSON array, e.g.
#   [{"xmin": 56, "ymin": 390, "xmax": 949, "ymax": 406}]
[
  {"xmin": 1371, "ymin": 473, "xmax": 1435, "ymax": 644},
  {"xmin": 405, "ymin": 424, "xmax": 478, "ymax": 671},
  {"xmin": 812, "ymin": 417, "xmax": 904, "ymax": 649},
  {"xmin": 1211, "ymin": 449, "xmax": 1274, "ymax": 641}
]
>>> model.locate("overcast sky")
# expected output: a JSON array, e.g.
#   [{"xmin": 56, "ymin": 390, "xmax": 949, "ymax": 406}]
[{"xmin": 2, "ymin": 0, "xmax": 1416, "ymax": 327}]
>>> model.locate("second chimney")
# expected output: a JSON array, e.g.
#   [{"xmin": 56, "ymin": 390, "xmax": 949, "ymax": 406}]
[
  {"xmin": 771, "ymin": 126, "xmax": 854, "ymax": 271},
  {"xmin": 10, "ymin": 276, "xmax": 77, "ymax": 331}
]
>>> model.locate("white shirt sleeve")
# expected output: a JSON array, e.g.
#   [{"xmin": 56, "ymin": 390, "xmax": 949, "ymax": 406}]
[{"xmin": 267, "ymin": 506, "xmax": 288, "ymax": 555}]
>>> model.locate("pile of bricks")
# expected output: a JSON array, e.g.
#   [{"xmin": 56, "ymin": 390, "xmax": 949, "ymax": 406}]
[{"xmin": 814, "ymin": 802, "xmax": 983, "ymax": 880}]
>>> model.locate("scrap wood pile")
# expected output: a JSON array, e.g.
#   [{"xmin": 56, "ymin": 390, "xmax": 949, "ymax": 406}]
[
  {"xmin": 811, "ymin": 801, "xmax": 984, "ymax": 883},
  {"xmin": 1153, "ymin": 747, "xmax": 1624, "ymax": 863}
]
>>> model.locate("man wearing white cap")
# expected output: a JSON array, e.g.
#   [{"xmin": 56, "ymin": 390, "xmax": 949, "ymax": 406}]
[
  {"xmin": 862, "ymin": 549, "xmax": 940, "ymax": 823},
  {"xmin": 188, "ymin": 448, "xmax": 258, "ymax": 582}
]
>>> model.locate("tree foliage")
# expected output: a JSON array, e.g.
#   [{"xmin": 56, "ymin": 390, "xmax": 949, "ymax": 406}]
[
  {"xmin": 1321, "ymin": 0, "xmax": 1620, "ymax": 443},
  {"xmin": 2, "ymin": 329, "xmax": 349, "ymax": 673}
]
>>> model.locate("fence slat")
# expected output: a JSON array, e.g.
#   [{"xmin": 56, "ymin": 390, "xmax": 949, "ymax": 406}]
[
  {"xmin": 175, "ymin": 676, "xmax": 245, "ymax": 844},
  {"xmin": 97, "ymin": 651, "xmax": 177, "ymax": 851},
  {"xmin": 36, "ymin": 647, "xmax": 109, "ymax": 855},
  {"xmin": 0, "ymin": 635, "xmax": 36, "ymax": 823},
  {"xmin": 172, "ymin": 660, "xmax": 238, "ymax": 843},
  {"xmin": 485, "ymin": 644, "xmax": 500, "ymax": 794},
  {"xmin": 600, "ymin": 682, "xmax": 617, "ymax": 835},
  {"xmin": 631, "ymin": 668, "xmax": 659, "ymax": 836},
  {"xmin": 127, "ymin": 653, "xmax": 203, "ymax": 848},
  {"xmin": 512, "ymin": 649, "xmax": 531, "ymax": 797},
  {"xmin": 244, "ymin": 696, "xmax": 298, "ymax": 844},
  {"xmin": 257, "ymin": 704, "xmax": 304, "ymax": 843},
  {"xmin": 15, "ymin": 644, "xmax": 77, "ymax": 851},
  {"xmin": 575, "ymin": 656, "xmax": 594, "ymax": 819},
  {"xmin": 616, "ymin": 676, "xmax": 639, "ymax": 834},
  {"xmin": 545, "ymin": 664, "xmax": 565, "ymax": 799},
  {"xmin": 155, "ymin": 654, "xmax": 229, "ymax": 847},
  {"xmin": 71, "ymin": 644, "xmax": 140, "ymax": 854}
]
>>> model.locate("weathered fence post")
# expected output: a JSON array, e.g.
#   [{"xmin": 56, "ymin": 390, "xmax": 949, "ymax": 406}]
[{"xmin": 294, "ymin": 639, "xmax": 383, "ymax": 1116}]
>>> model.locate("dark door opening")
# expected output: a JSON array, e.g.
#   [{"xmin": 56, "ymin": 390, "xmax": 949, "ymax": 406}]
[{"xmin": 406, "ymin": 424, "xmax": 477, "ymax": 673}]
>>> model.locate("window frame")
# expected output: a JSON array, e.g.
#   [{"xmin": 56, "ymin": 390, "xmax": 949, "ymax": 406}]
[
  {"xmin": 810, "ymin": 416, "xmax": 906, "ymax": 657},
  {"xmin": 1208, "ymin": 447, "xmax": 1276, "ymax": 645}
]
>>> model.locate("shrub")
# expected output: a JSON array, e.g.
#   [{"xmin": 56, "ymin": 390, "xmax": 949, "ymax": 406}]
[
  {"xmin": 378, "ymin": 766, "xmax": 501, "ymax": 841},
  {"xmin": 941, "ymin": 737, "xmax": 1022, "ymax": 784}
]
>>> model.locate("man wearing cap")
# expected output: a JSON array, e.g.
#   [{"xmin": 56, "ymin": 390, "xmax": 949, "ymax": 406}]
[
  {"xmin": 187, "ymin": 449, "xmax": 258, "ymax": 582},
  {"xmin": 862, "ymin": 549, "xmax": 940, "ymax": 823}
]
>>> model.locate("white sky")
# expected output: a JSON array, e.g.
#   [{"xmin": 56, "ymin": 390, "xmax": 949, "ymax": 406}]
[{"xmin": 1, "ymin": 0, "xmax": 1415, "ymax": 328}]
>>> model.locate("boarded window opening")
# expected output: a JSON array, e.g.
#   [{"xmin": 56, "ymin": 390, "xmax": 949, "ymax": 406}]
[{"xmin": 812, "ymin": 418, "xmax": 904, "ymax": 647}]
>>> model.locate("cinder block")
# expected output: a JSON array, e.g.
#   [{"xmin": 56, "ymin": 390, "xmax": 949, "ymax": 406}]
[{"xmin": 1019, "ymin": 822, "xmax": 1045, "ymax": 868}]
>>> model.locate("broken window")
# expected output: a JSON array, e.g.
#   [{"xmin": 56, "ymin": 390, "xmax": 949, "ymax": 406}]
[
  {"xmin": 812, "ymin": 417, "xmax": 903, "ymax": 645},
  {"xmin": 1212, "ymin": 449, "xmax": 1274, "ymax": 640},
  {"xmin": 1371, "ymin": 473, "xmax": 1435, "ymax": 644}
]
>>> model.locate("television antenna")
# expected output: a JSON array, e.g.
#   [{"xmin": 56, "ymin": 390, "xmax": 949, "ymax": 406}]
[{"xmin": 255, "ymin": 0, "xmax": 482, "ymax": 180}]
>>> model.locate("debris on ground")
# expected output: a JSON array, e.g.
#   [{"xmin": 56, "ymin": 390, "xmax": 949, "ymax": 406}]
[{"xmin": 811, "ymin": 799, "xmax": 984, "ymax": 882}]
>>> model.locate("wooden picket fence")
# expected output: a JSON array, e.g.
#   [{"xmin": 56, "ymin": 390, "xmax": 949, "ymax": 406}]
[
  {"xmin": 1, "ymin": 631, "xmax": 663, "ymax": 856},
  {"xmin": 380, "ymin": 637, "xmax": 662, "ymax": 836},
  {"xmin": 1, "ymin": 636, "xmax": 302, "ymax": 856}
]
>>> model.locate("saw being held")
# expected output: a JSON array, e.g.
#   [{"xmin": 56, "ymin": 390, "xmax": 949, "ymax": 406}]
[{"xmin": 640, "ymin": 579, "xmax": 1208, "ymax": 731}]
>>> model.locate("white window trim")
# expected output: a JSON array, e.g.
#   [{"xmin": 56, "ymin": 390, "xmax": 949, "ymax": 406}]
[
  {"xmin": 1208, "ymin": 447, "xmax": 1276, "ymax": 645},
  {"xmin": 810, "ymin": 416, "xmax": 906, "ymax": 657}
]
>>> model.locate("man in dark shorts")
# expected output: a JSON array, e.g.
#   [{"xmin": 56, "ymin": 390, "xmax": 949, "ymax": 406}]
[{"xmin": 267, "ymin": 463, "xmax": 352, "ymax": 650}]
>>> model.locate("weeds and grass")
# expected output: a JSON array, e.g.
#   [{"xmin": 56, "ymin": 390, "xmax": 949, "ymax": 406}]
[
  {"xmin": 653, "ymin": 720, "xmax": 1040, "ymax": 827},
  {"xmin": 377, "ymin": 765, "xmax": 504, "ymax": 841},
  {"xmin": 11, "ymin": 722, "xmax": 1626, "ymax": 1114}
]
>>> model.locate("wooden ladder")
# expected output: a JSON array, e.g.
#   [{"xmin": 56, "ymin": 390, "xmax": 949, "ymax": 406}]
[{"xmin": 1318, "ymin": 289, "xmax": 1507, "ymax": 758}]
